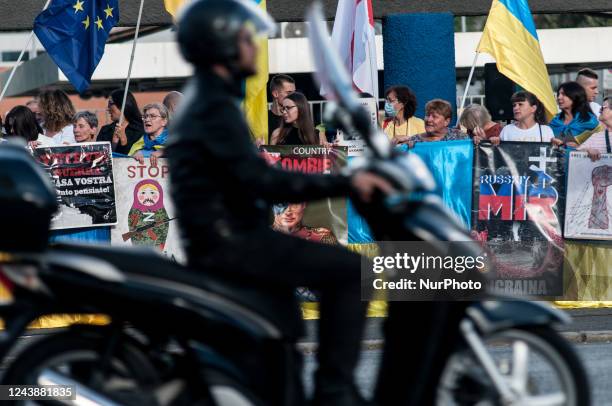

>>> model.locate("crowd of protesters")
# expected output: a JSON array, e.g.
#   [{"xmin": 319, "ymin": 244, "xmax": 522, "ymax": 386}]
[
  {"xmin": 261, "ymin": 68, "xmax": 608, "ymax": 162},
  {"xmin": 0, "ymin": 88, "xmax": 183, "ymax": 166},
  {"xmin": 0, "ymin": 68, "xmax": 607, "ymax": 164}
]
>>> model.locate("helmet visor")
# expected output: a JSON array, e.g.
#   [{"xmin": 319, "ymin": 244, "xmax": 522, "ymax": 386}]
[{"xmin": 234, "ymin": 0, "xmax": 277, "ymax": 36}]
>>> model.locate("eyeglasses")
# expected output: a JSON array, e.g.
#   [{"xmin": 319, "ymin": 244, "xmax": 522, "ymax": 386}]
[
  {"xmin": 280, "ymin": 105, "xmax": 297, "ymax": 113},
  {"xmin": 386, "ymin": 98, "xmax": 399, "ymax": 104},
  {"xmin": 142, "ymin": 114, "xmax": 161, "ymax": 121}
]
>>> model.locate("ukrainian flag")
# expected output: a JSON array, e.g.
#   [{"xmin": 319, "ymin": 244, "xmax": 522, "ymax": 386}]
[
  {"xmin": 244, "ymin": 0, "xmax": 269, "ymax": 142},
  {"xmin": 477, "ymin": 0, "xmax": 557, "ymax": 121}
]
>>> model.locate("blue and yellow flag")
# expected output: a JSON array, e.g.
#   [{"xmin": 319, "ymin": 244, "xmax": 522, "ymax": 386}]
[
  {"xmin": 244, "ymin": 0, "xmax": 269, "ymax": 142},
  {"xmin": 34, "ymin": 0, "xmax": 119, "ymax": 94},
  {"xmin": 477, "ymin": 0, "xmax": 557, "ymax": 121}
]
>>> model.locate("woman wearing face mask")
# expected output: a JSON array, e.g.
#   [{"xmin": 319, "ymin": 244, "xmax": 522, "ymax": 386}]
[
  {"xmin": 270, "ymin": 92, "xmax": 323, "ymax": 145},
  {"xmin": 499, "ymin": 91, "xmax": 555, "ymax": 143},
  {"xmin": 550, "ymin": 81, "xmax": 600, "ymax": 147},
  {"xmin": 382, "ymin": 86, "xmax": 425, "ymax": 144}
]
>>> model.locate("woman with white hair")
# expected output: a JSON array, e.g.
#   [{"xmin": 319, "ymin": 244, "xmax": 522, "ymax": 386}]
[
  {"xmin": 129, "ymin": 102, "xmax": 169, "ymax": 166},
  {"xmin": 459, "ymin": 103, "xmax": 501, "ymax": 145}
]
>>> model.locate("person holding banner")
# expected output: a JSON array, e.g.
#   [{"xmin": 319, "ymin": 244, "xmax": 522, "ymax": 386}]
[
  {"xmin": 129, "ymin": 103, "xmax": 169, "ymax": 166},
  {"xmin": 38, "ymin": 88, "xmax": 76, "ymax": 146},
  {"xmin": 73, "ymin": 111, "xmax": 98, "ymax": 143},
  {"xmin": 403, "ymin": 99, "xmax": 469, "ymax": 146},
  {"xmin": 270, "ymin": 92, "xmax": 324, "ymax": 145},
  {"xmin": 499, "ymin": 91, "xmax": 555, "ymax": 143},
  {"xmin": 459, "ymin": 104, "xmax": 501, "ymax": 145},
  {"xmin": 578, "ymin": 97, "xmax": 612, "ymax": 161},
  {"xmin": 550, "ymin": 81, "xmax": 600, "ymax": 146},
  {"xmin": 97, "ymin": 89, "xmax": 145, "ymax": 155},
  {"xmin": 382, "ymin": 86, "xmax": 425, "ymax": 144}
]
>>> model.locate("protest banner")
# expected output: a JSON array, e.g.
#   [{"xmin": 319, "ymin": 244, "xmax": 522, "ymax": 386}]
[
  {"xmin": 32, "ymin": 142, "xmax": 116, "ymax": 230},
  {"xmin": 348, "ymin": 140, "xmax": 474, "ymax": 244},
  {"xmin": 336, "ymin": 97, "xmax": 378, "ymax": 156},
  {"xmin": 260, "ymin": 145, "xmax": 348, "ymax": 244},
  {"xmin": 473, "ymin": 142, "xmax": 566, "ymax": 296},
  {"xmin": 260, "ymin": 145, "xmax": 348, "ymax": 303},
  {"xmin": 110, "ymin": 158, "xmax": 185, "ymax": 264},
  {"xmin": 564, "ymin": 151, "xmax": 612, "ymax": 240}
]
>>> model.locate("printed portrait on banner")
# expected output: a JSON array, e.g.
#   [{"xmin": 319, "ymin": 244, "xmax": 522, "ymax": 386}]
[
  {"xmin": 111, "ymin": 158, "xmax": 185, "ymax": 264},
  {"xmin": 565, "ymin": 151, "xmax": 612, "ymax": 240}
]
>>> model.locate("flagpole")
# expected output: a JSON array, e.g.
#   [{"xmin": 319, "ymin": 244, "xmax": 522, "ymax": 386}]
[
  {"xmin": 457, "ymin": 52, "xmax": 479, "ymax": 125},
  {"xmin": 118, "ymin": 0, "xmax": 145, "ymax": 130},
  {"xmin": 0, "ymin": 0, "xmax": 52, "ymax": 104}
]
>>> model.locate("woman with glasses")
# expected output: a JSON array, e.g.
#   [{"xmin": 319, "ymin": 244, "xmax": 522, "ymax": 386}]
[
  {"xmin": 270, "ymin": 92, "xmax": 324, "ymax": 145},
  {"xmin": 578, "ymin": 97, "xmax": 612, "ymax": 161},
  {"xmin": 382, "ymin": 86, "xmax": 425, "ymax": 144},
  {"xmin": 97, "ymin": 88, "xmax": 145, "ymax": 155},
  {"xmin": 129, "ymin": 103, "xmax": 169, "ymax": 166}
]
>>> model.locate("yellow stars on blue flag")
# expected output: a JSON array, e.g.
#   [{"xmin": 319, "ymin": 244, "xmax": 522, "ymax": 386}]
[
  {"xmin": 73, "ymin": 0, "xmax": 84, "ymax": 13},
  {"xmin": 33, "ymin": 0, "xmax": 120, "ymax": 93},
  {"xmin": 95, "ymin": 16, "xmax": 104, "ymax": 30},
  {"xmin": 104, "ymin": 4, "xmax": 114, "ymax": 19}
]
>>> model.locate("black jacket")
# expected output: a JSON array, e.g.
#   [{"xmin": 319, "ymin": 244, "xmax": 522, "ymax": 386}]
[
  {"xmin": 165, "ymin": 70, "xmax": 351, "ymax": 254},
  {"xmin": 97, "ymin": 121, "xmax": 144, "ymax": 155}
]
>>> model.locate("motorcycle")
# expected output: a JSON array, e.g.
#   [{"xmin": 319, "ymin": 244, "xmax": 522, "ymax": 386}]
[{"xmin": 0, "ymin": 3, "xmax": 589, "ymax": 405}]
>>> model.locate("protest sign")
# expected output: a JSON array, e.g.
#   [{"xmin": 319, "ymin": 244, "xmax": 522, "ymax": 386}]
[{"xmin": 33, "ymin": 142, "xmax": 116, "ymax": 230}]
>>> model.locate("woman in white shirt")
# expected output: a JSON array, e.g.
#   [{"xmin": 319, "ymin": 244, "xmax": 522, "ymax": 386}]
[
  {"xmin": 498, "ymin": 91, "xmax": 555, "ymax": 143},
  {"xmin": 579, "ymin": 96, "xmax": 612, "ymax": 161},
  {"xmin": 38, "ymin": 89, "xmax": 77, "ymax": 145}
]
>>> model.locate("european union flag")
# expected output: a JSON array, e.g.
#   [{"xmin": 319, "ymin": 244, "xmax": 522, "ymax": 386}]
[{"xmin": 34, "ymin": 0, "xmax": 119, "ymax": 93}]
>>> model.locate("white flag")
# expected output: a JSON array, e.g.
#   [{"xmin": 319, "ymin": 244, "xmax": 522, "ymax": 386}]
[{"xmin": 323, "ymin": 0, "xmax": 379, "ymax": 98}]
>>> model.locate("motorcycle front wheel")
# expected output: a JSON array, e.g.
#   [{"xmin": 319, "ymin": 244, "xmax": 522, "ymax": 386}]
[
  {"xmin": 436, "ymin": 326, "xmax": 590, "ymax": 406},
  {"xmin": 1, "ymin": 328, "xmax": 162, "ymax": 405}
]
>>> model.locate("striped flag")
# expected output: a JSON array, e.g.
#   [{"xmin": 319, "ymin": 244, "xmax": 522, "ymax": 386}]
[
  {"xmin": 325, "ymin": 0, "xmax": 378, "ymax": 98},
  {"xmin": 477, "ymin": 0, "xmax": 557, "ymax": 121}
]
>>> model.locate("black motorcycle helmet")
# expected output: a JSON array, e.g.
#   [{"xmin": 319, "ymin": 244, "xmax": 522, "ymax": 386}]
[{"xmin": 177, "ymin": 0, "xmax": 276, "ymax": 74}]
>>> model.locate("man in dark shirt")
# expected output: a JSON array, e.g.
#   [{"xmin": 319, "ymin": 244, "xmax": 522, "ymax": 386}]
[
  {"xmin": 166, "ymin": 1, "xmax": 393, "ymax": 404},
  {"xmin": 268, "ymin": 74, "xmax": 295, "ymax": 141}
]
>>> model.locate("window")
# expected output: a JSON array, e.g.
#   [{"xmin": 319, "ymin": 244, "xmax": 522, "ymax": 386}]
[{"xmin": 1, "ymin": 51, "xmax": 29, "ymax": 62}]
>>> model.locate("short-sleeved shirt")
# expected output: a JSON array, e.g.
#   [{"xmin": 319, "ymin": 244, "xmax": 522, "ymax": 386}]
[
  {"xmin": 268, "ymin": 109, "xmax": 283, "ymax": 142},
  {"xmin": 42, "ymin": 124, "xmax": 76, "ymax": 145},
  {"xmin": 383, "ymin": 116, "xmax": 425, "ymax": 141},
  {"xmin": 578, "ymin": 130, "xmax": 611, "ymax": 154},
  {"xmin": 500, "ymin": 123, "xmax": 555, "ymax": 142}
]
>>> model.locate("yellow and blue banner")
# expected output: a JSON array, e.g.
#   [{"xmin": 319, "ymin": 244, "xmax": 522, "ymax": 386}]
[
  {"xmin": 244, "ymin": 0, "xmax": 269, "ymax": 142},
  {"xmin": 477, "ymin": 0, "xmax": 557, "ymax": 121},
  {"xmin": 348, "ymin": 141, "xmax": 474, "ymax": 244}
]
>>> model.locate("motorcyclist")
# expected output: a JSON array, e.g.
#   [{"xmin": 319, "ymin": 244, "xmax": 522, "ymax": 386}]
[{"xmin": 166, "ymin": 0, "xmax": 393, "ymax": 404}]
